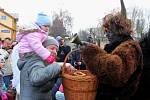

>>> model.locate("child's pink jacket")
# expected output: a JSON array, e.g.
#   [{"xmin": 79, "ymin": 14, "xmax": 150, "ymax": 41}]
[{"xmin": 17, "ymin": 30, "xmax": 50, "ymax": 60}]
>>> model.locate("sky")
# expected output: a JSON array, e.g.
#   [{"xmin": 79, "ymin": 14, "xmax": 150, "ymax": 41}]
[{"xmin": 0, "ymin": 0, "xmax": 150, "ymax": 33}]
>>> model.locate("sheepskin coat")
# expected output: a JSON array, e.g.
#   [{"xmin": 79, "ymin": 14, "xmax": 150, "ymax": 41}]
[{"xmin": 81, "ymin": 39, "xmax": 143, "ymax": 100}]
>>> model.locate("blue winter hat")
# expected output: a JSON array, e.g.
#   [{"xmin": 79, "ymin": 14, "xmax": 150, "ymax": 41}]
[
  {"xmin": 56, "ymin": 36, "xmax": 64, "ymax": 41},
  {"xmin": 36, "ymin": 12, "xmax": 51, "ymax": 26}
]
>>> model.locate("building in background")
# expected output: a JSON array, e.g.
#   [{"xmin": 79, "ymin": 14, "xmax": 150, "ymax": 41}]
[{"xmin": 0, "ymin": 7, "xmax": 18, "ymax": 40}]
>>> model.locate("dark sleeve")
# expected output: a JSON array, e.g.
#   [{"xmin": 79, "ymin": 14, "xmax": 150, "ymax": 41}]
[
  {"xmin": 104, "ymin": 44, "xmax": 114, "ymax": 53},
  {"xmin": 65, "ymin": 46, "xmax": 71, "ymax": 54},
  {"xmin": 70, "ymin": 52, "xmax": 75, "ymax": 66},
  {"xmin": 65, "ymin": 46, "xmax": 71, "ymax": 63},
  {"xmin": 139, "ymin": 32, "xmax": 150, "ymax": 48}
]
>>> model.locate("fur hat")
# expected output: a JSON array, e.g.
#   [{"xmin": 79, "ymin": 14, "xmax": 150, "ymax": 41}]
[
  {"xmin": 102, "ymin": 0, "xmax": 132, "ymax": 35},
  {"xmin": 102, "ymin": 12, "xmax": 132, "ymax": 35},
  {"xmin": 43, "ymin": 36, "xmax": 59, "ymax": 48},
  {"xmin": 36, "ymin": 12, "xmax": 51, "ymax": 26}
]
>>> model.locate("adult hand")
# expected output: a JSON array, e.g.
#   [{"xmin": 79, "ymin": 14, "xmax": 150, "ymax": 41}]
[
  {"xmin": 58, "ymin": 62, "xmax": 77, "ymax": 73},
  {"xmin": 65, "ymin": 63, "xmax": 77, "ymax": 73}
]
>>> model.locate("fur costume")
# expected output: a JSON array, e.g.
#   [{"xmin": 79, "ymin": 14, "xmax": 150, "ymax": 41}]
[{"xmin": 81, "ymin": 40, "xmax": 142, "ymax": 87}]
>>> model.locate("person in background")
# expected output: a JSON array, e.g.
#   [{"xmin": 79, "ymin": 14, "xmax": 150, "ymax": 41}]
[
  {"xmin": 0, "ymin": 49, "xmax": 8, "ymax": 91},
  {"xmin": 87, "ymin": 35, "xmax": 94, "ymax": 43},
  {"xmin": 2, "ymin": 38, "xmax": 12, "ymax": 49},
  {"xmin": 0, "ymin": 40, "xmax": 4, "ymax": 49},
  {"xmin": 0, "ymin": 49, "xmax": 10, "ymax": 90},
  {"xmin": 2, "ymin": 37, "xmax": 12, "ymax": 50},
  {"xmin": 56, "ymin": 36, "xmax": 71, "ymax": 63},
  {"xmin": 18, "ymin": 36, "xmax": 75, "ymax": 100},
  {"xmin": 11, "ymin": 44, "xmax": 20, "ymax": 100},
  {"xmin": 51, "ymin": 36, "xmax": 71, "ymax": 100},
  {"xmin": 70, "ymin": 45, "xmax": 86, "ymax": 70},
  {"xmin": 0, "ymin": 52, "xmax": 6, "ymax": 100}
]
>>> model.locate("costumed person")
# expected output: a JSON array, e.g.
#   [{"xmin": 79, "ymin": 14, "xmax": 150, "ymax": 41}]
[
  {"xmin": 18, "ymin": 36, "xmax": 76, "ymax": 100},
  {"xmin": 17, "ymin": 12, "xmax": 55, "ymax": 65},
  {"xmin": 0, "ymin": 49, "xmax": 8, "ymax": 94},
  {"xmin": 1, "ymin": 47, "xmax": 13, "ymax": 91},
  {"xmin": 131, "ymin": 29, "xmax": 150, "ymax": 100},
  {"xmin": 80, "ymin": 0, "xmax": 143, "ymax": 100},
  {"xmin": 0, "ymin": 38, "xmax": 2, "ymax": 49},
  {"xmin": 2, "ymin": 37, "xmax": 12, "ymax": 50}
]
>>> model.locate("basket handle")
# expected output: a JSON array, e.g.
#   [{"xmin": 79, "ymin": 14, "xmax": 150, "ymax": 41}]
[{"xmin": 62, "ymin": 49, "xmax": 78, "ymax": 74}]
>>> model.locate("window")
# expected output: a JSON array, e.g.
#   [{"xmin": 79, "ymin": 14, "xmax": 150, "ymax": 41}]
[
  {"xmin": 1, "ymin": 30, "xmax": 10, "ymax": 33},
  {"xmin": 1, "ymin": 16, "xmax": 7, "ymax": 20}
]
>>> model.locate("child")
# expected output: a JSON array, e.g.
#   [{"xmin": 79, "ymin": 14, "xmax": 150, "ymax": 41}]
[
  {"xmin": 17, "ymin": 12, "xmax": 55, "ymax": 64},
  {"xmin": 55, "ymin": 84, "xmax": 65, "ymax": 100}
]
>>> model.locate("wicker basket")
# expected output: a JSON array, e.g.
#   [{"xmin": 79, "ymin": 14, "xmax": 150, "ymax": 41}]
[{"xmin": 62, "ymin": 50, "xmax": 98, "ymax": 100}]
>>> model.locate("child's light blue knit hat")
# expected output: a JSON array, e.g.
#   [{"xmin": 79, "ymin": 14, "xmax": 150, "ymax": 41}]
[{"xmin": 36, "ymin": 12, "xmax": 51, "ymax": 26}]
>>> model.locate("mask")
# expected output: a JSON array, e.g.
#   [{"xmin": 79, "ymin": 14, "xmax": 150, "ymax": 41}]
[{"xmin": 105, "ymin": 32, "xmax": 118, "ymax": 43}]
